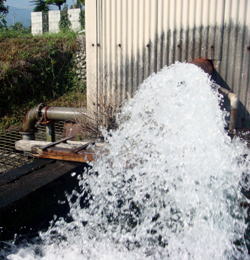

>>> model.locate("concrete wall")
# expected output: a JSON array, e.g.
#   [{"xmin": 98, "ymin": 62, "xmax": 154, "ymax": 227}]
[
  {"xmin": 31, "ymin": 9, "xmax": 81, "ymax": 35},
  {"xmin": 31, "ymin": 12, "xmax": 43, "ymax": 35},
  {"xmin": 68, "ymin": 9, "xmax": 81, "ymax": 32},
  {"xmin": 48, "ymin": 10, "xmax": 61, "ymax": 33},
  {"xmin": 86, "ymin": 0, "xmax": 250, "ymax": 128}
]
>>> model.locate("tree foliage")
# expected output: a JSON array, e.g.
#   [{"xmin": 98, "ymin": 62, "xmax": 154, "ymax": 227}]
[
  {"xmin": 0, "ymin": 0, "xmax": 8, "ymax": 28},
  {"xmin": 46, "ymin": 0, "xmax": 66, "ymax": 11},
  {"xmin": 0, "ymin": 0, "xmax": 7, "ymax": 13},
  {"xmin": 59, "ymin": 5, "xmax": 71, "ymax": 32},
  {"xmin": 31, "ymin": 0, "xmax": 49, "ymax": 12}
]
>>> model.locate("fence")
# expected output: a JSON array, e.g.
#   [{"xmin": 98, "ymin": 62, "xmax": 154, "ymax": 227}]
[{"xmin": 31, "ymin": 9, "xmax": 81, "ymax": 35}]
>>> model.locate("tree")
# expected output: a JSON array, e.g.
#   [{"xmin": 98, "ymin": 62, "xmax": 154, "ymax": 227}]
[
  {"xmin": 31, "ymin": 0, "xmax": 49, "ymax": 12},
  {"xmin": 59, "ymin": 4, "xmax": 71, "ymax": 32},
  {"xmin": 46, "ymin": 0, "xmax": 66, "ymax": 11},
  {"xmin": 11, "ymin": 22, "xmax": 25, "ymax": 31},
  {"xmin": 0, "ymin": 0, "xmax": 8, "ymax": 28},
  {"xmin": 0, "ymin": 0, "xmax": 7, "ymax": 13},
  {"xmin": 72, "ymin": 0, "xmax": 84, "ymax": 9}
]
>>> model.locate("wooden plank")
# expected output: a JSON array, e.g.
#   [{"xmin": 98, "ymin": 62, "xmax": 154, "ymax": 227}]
[{"xmin": 32, "ymin": 149, "xmax": 95, "ymax": 163}]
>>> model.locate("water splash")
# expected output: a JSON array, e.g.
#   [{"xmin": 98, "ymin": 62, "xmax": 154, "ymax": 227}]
[{"xmin": 6, "ymin": 63, "xmax": 250, "ymax": 259}]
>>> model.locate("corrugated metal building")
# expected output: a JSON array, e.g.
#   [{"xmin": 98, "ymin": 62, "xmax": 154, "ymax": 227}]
[{"xmin": 86, "ymin": 0, "xmax": 250, "ymax": 127}]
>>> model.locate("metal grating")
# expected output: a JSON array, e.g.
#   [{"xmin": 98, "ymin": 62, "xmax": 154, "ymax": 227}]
[{"xmin": 0, "ymin": 122, "xmax": 64, "ymax": 174}]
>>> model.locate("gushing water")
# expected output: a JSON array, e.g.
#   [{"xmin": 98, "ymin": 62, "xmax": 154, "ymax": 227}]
[{"xmin": 6, "ymin": 63, "xmax": 250, "ymax": 259}]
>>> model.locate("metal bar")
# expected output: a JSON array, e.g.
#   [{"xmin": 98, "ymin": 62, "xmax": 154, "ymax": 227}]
[
  {"xmin": 71, "ymin": 142, "xmax": 95, "ymax": 153},
  {"xmin": 41, "ymin": 136, "xmax": 75, "ymax": 151}
]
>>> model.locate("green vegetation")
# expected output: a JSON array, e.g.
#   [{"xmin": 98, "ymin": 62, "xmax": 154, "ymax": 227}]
[
  {"xmin": 59, "ymin": 5, "xmax": 71, "ymax": 32},
  {"xmin": 31, "ymin": 0, "xmax": 49, "ymax": 12},
  {"xmin": 0, "ymin": 0, "xmax": 7, "ymax": 28},
  {"xmin": 31, "ymin": 0, "xmax": 66, "ymax": 12},
  {"xmin": 0, "ymin": 30, "xmax": 86, "ymax": 132},
  {"xmin": 46, "ymin": 0, "xmax": 66, "ymax": 10}
]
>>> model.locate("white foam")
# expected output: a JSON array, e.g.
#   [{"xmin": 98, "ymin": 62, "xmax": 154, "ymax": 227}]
[{"xmin": 7, "ymin": 63, "xmax": 250, "ymax": 259}]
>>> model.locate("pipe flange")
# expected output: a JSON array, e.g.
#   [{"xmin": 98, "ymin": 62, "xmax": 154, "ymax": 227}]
[{"xmin": 37, "ymin": 103, "xmax": 46, "ymax": 118}]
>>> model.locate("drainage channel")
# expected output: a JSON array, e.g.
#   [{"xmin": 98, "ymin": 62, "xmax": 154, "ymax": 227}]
[{"xmin": 0, "ymin": 122, "xmax": 64, "ymax": 174}]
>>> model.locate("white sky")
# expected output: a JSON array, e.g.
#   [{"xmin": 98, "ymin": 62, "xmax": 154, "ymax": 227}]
[{"xmin": 6, "ymin": 0, "xmax": 75, "ymax": 10}]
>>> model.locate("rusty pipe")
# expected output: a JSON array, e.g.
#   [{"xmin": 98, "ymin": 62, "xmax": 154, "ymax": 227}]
[
  {"xmin": 190, "ymin": 58, "xmax": 214, "ymax": 75},
  {"xmin": 21, "ymin": 106, "xmax": 88, "ymax": 140}
]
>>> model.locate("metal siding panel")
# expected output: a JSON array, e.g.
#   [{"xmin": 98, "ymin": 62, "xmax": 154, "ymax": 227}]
[
  {"xmin": 116, "ymin": 0, "xmax": 122, "ymax": 106},
  {"xmin": 86, "ymin": 0, "xmax": 250, "ymax": 126},
  {"xmin": 233, "ymin": 0, "xmax": 246, "ymax": 98},
  {"xmin": 243, "ymin": 1, "xmax": 250, "ymax": 125},
  {"xmin": 175, "ymin": 0, "xmax": 183, "ymax": 61},
  {"xmin": 156, "ymin": 0, "xmax": 164, "ymax": 71},
  {"xmin": 106, "ymin": 0, "xmax": 112, "ymax": 106},
  {"xmin": 138, "ymin": 0, "xmax": 145, "ymax": 86},
  {"xmin": 101, "ymin": 0, "xmax": 107, "ymax": 108},
  {"xmin": 86, "ymin": 0, "xmax": 98, "ymax": 113},
  {"xmin": 168, "ymin": 0, "xmax": 176, "ymax": 64},
  {"xmin": 132, "ymin": 0, "xmax": 139, "ymax": 95},
  {"xmin": 162, "ymin": 0, "xmax": 169, "ymax": 66},
  {"xmin": 121, "ymin": 0, "xmax": 128, "ymax": 101},
  {"xmin": 181, "ymin": 0, "xmax": 189, "ymax": 61},
  {"xmin": 144, "ymin": 0, "xmax": 151, "ymax": 79}
]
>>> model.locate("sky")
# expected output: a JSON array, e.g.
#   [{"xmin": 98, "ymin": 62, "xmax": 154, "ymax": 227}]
[{"xmin": 6, "ymin": 0, "xmax": 76, "ymax": 10}]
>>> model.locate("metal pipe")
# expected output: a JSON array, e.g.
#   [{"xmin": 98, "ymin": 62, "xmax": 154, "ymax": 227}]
[
  {"xmin": 21, "ymin": 106, "xmax": 88, "ymax": 140},
  {"xmin": 40, "ymin": 107, "xmax": 87, "ymax": 122},
  {"xmin": 20, "ymin": 104, "xmax": 43, "ymax": 140},
  {"xmin": 190, "ymin": 58, "xmax": 214, "ymax": 75},
  {"xmin": 190, "ymin": 58, "xmax": 238, "ymax": 131},
  {"xmin": 20, "ymin": 58, "xmax": 237, "ymax": 141},
  {"xmin": 218, "ymin": 87, "xmax": 239, "ymax": 132}
]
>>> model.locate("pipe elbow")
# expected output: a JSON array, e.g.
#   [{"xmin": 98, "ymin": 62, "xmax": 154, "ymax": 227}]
[
  {"xmin": 191, "ymin": 58, "xmax": 214, "ymax": 75},
  {"xmin": 228, "ymin": 92, "xmax": 239, "ymax": 109},
  {"xmin": 20, "ymin": 104, "xmax": 43, "ymax": 139}
]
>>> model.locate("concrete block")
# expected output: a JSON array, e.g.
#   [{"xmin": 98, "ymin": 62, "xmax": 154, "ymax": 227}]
[
  {"xmin": 31, "ymin": 12, "xmax": 43, "ymax": 35},
  {"xmin": 68, "ymin": 8, "xmax": 81, "ymax": 32},
  {"xmin": 48, "ymin": 10, "xmax": 61, "ymax": 33}
]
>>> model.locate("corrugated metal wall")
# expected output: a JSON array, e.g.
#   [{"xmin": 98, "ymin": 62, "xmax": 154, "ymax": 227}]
[{"xmin": 86, "ymin": 0, "xmax": 250, "ymax": 127}]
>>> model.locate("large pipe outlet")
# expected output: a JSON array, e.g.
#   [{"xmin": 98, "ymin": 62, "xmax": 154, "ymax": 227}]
[
  {"xmin": 191, "ymin": 58, "xmax": 238, "ymax": 132},
  {"xmin": 191, "ymin": 58, "xmax": 214, "ymax": 75}
]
